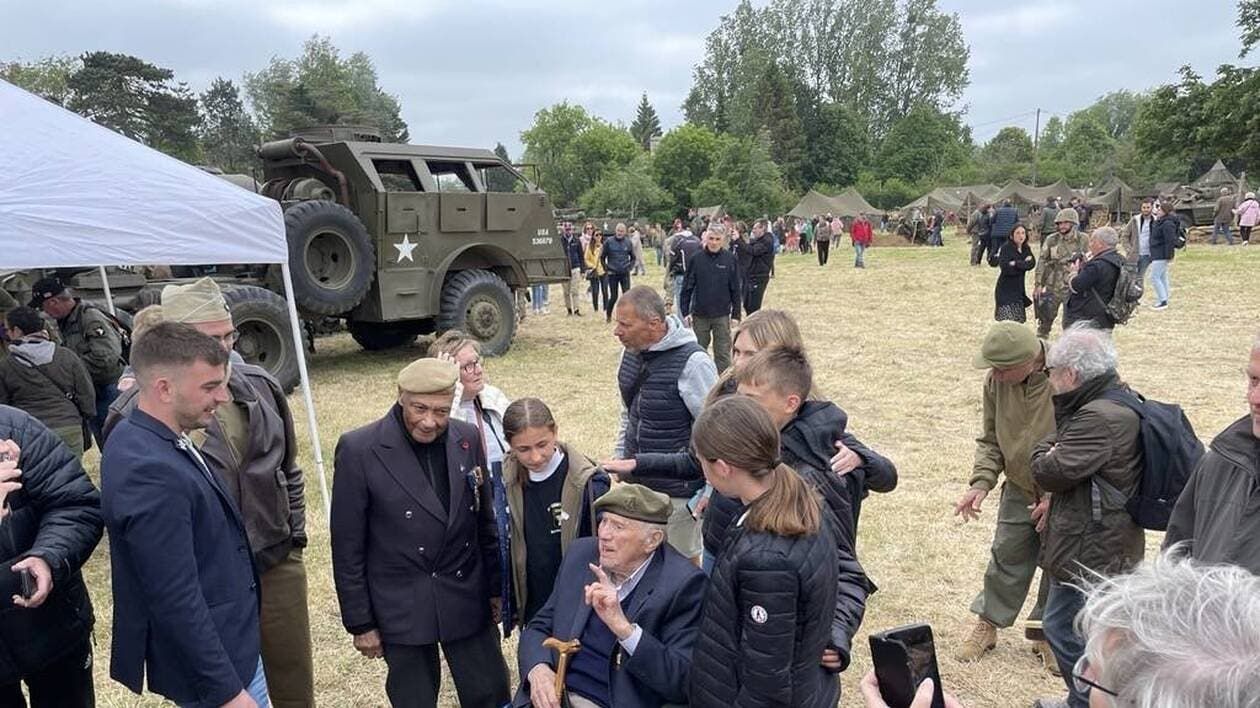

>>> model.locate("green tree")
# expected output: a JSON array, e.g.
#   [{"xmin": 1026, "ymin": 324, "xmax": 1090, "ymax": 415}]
[
  {"xmin": 629, "ymin": 93, "xmax": 663, "ymax": 150},
  {"xmin": 244, "ymin": 35, "xmax": 408, "ymax": 141},
  {"xmin": 520, "ymin": 103, "xmax": 638, "ymax": 206},
  {"xmin": 746, "ymin": 61, "xmax": 807, "ymax": 186},
  {"xmin": 580, "ymin": 155, "xmax": 672, "ymax": 218},
  {"xmin": 1039, "ymin": 116, "xmax": 1065, "ymax": 153},
  {"xmin": 874, "ymin": 104, "xmax": 970, "ymax": 182},
  {"xmin": 695, "ymin": 133, "xmax": 790, "ymax": 219},
  {"xmin": 981, "ymin": 127, "xmax": 1034, "ymax": 164},
  {"xmin": 484, "ymin": 143, "xmax": 519, "ymax": 192},
  {"xmin": 1057, "ymin": 114, "xmax": 1116, "ymax": 183},
  {"xmin": 1, "ymin": 55, "xmax": 78, "ymax": 105},
  {"xmin": 570, "ymin": 122, "xmax": 639, "ymax": 196},
  {"xmin": 806, "ymin": 102, "xmax": 871, "ymax": 187},
  {"xmin": 651, "ymin": 124, "xmax": 722, "ymax": 208},
  {"xmin": 1240, "ymin": 0, "xmax": 1260, "ymax": 57},
  {"xmin": 67, "ymin": 52, "xmax": 201, "ymax": 162},
  {"xmin": 1078, "ymin": 90, "xmax": 1144, "ymax": 141},
  {"xmin": 199, "ymin": 78, "xmax": 258, "ymax": 172}
]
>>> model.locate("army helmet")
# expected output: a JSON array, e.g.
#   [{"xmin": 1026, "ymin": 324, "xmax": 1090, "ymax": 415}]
[{"xmin": 1054, "ymin": 208, "xmax": 1080, "ymax": 225}]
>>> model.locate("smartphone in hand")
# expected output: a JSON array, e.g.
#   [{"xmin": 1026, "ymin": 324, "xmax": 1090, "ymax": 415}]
[{"xmin": 869, "ymin": 623, "xmax": 946, "ymax": 708}]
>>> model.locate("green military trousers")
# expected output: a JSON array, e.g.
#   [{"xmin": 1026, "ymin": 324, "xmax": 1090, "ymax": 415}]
[{"xmin": 969, "ymin": 483, "xmax": 1049, "ymax": 628}]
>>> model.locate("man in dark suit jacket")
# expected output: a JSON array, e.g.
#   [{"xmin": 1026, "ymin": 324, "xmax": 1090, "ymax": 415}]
[
  {"xmin": 331, "ymin": 357, "xmax": 508, "ymax": 708},
  {"xmin": 101, "ymin": 322, "xmax": 265, "ymax": 708},
  {"xmin": 515, "ymin": 484, "xmax": 706, "ymax": 708}
]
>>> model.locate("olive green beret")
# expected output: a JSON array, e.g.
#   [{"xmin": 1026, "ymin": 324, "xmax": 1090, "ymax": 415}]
[
  {"xmin": 593, "ymin": 483, "xmax": 672, "ymax": 525},
  {"xmin": 974, "ymin": 321, "xmax": 1041, "ymax": 369},
  {"xmin": 397, "ymin": 357, "xmax": 458, "ymax": 394},
  {"xmin": 161, "ymin": 277, "xmax": 231, "ymax": 324}
]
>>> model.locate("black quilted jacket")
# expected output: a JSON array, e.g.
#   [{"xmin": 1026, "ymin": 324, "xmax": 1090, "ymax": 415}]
[{"xmin": 689, "ymin": 508, "xmax": 841, "ymax": 707}]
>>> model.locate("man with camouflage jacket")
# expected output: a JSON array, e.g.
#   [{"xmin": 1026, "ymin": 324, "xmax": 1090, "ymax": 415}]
[
  {"xmin": 29, "ymin": 277, "xmax": 123, "ymax": 442},
  {"xmin": 1033, "ymin": 209, "xmax": 1088, "ymax": 338}
]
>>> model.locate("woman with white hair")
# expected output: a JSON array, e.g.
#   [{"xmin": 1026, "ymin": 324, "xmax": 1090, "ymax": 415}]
[{"xmin": 1234, "ymin": 191, "xmax": 1259, "ymax": 245}]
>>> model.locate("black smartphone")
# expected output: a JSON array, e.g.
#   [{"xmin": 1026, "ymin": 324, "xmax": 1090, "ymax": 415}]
[
  {"xmin": 17, "ymin": 569, "xmax": 35, "ymax": 600},
  {"xmin": 869, "ymin": 623, "xmax": 946, "ymax": 708}
]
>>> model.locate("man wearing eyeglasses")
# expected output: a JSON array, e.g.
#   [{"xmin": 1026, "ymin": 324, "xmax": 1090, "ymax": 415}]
[{"xmin": 102, "ymin": 277, "xmax": 314, "ymax": 708}]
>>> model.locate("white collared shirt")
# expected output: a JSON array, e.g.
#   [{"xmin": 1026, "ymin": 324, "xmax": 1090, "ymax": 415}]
[{"xmin": 610, "ymin": 553, "xmax": 654, "ymax": 655}]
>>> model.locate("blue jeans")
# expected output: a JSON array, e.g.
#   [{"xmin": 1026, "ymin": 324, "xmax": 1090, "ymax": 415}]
[
  {"xmin": 1212, "ymin": 223, "xmax": 1234, "ymax": 244},
  {"xmin": 183, "ymin": 658, "xmax": 268, "ymax": 708},
  {"xmin": 530, "ymin": 284, "xmax": 547, "ymax": 311},
  {"xmin": 91, "ymin": 382, "xmax": 119, "ymax": 447},
  {"xmin": 1148, "ymin": 259, "xmax": 1171, "ymax": 303},
  {"xmin": 854, "ymin": 242, "xmax": 866, "ymax": 267},
  {"xmin": 1137, "ymin": 254, "xmax": 1151, "ymax": 280},
  {"xmin": 671, "ymin": 274, "xmax": 684, "ymax": 309},
  {"xmin": 1043, "ymin": 579, "xmax": 1088, "ymax": 707}
]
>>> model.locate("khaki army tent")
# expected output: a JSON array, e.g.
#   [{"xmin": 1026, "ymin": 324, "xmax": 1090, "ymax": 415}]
[
  {"xmin": 788, "ymin": 190, "xmax": 840, "ymax": 218},
  {"xmin": 0, "ymin": 79, "xmax": 332, "ymax": 513},
  {"xmin": 829, "ymin": 187, "xmax": 878, "ymax": 217},
  {"xmin": 1193, "ymin": 160, "xmax": 1237, "ymax": 188},
  {"xmin": 903, "ymin": 188, "xmax": 963, "ymax": 216}
]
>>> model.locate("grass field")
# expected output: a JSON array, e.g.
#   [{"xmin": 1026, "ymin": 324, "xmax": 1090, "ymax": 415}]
[{"xmin": 78, "ymin": 231, "xmax": 1258, "ymax": 706}]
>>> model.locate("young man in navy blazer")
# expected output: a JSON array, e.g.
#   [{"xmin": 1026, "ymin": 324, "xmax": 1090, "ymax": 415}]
[{"xmin": 101, "ymin": 322, "xmax": 266, "ymax": 708}]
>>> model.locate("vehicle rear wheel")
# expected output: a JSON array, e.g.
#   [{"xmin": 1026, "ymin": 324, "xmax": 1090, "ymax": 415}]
[
  {"xmin": 436, "ymin": 269, "xmax": 516, "ymax": 356},
  {"xmin": 279, "ymin": 199, "xmax": 375, "ymax": 315},
  {"xmin": 222, "ymin": 285, "xmax": 304, "ymax": 393},
  {"xmin": 347, "ymin": 320, "xmax": 431, "ymax": 351}
]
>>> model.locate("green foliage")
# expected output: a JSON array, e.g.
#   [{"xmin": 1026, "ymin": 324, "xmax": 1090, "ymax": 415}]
[
  {"xmin": 1076, "ymin": 90, "xmax": 1143, "ymax": 141},
  {"xmin": 1, "ymin": 55, "xmax": 78, "ymax": 105},
  {"xmin": 244, "ymin": 35, "xmax": 408, "ymax": 142},
  {"xmin": 805, "ymin": 103, "xmax": 871, "ymax": 187},
  {"xmin": 746, "ymin": 60, "xmax": 807, "ymax": 187},
  {"xmin": 66, "ymin": 52, "xmax": 202, "ymax": 162},
  {"xmin": 199, "ymin": 78, "xmax": 258, "ymax": 173},
  {"xmin": 695, "ymin": 133, "xmax": 791, "ymax": 219},
  {"xmin": 580, "ymin": 155, "xmax": 672, "ymax": 218},
  {"xmin": 486, "ymin": 143, "xmax": 519, "ymax": 192},
  {"xmin": 981, "ymin": 127, "xmax": 1034, "ymax": 164},
  {"xmin": 1241, "ymin": 0, "xmax": 1260, "ymax": 57},
  {"xmin": 874, "ymin": 104, "xmax": 970, "ymax": 183},
  {"xmin": 651, "ymin": 124, "xmax": 722, "ymax": 208},
  {"xmin": 629, "ymin": 93, "xmax": 662, "ymax": 150},
  {"xmin": 1039, "ymin": 116, "xmax": 1065, "ymax": 152},
  {"xmin": 854, "ymin": 171, "xmax": 918, "ymax": 210},
  {"xmin": 520, "ymin": 102, "xmax": 637, "ymax": 207}
]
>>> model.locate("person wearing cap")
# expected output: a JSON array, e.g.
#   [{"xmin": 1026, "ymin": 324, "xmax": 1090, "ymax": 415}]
[
  {"xmin": 102, "ymin": 278, "xmax": 314, "ymax": 708},
  {"xmin": 1032, "ymin": 208, "xmax": 1088, "ymax": 338},
  {"xmin": 952, "ymin": 322, "xmax": 1057, "ymax": 674},
  {"xmin": 331, "ymin": 356, "xmax": 509, "ymax": 708},
  {"xmin": 514, "ymin": 483, "xmax": 705, "ymax": 708},
  {"xmin": 28, "ymin": 276, "xmax": 124, "ymax": 441}
]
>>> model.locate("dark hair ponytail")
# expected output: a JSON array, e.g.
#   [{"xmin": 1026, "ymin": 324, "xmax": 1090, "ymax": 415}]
[
  {"xmin": 692, "ymin": 396, "xmax": 821, "ymax": 537},
  {"xmin": 502, "ymin": 397, "xmax": 557, "ymax": 443}
]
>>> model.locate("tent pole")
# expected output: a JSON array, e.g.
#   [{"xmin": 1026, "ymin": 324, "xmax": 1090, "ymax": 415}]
[
  {"xmin": 98, "ymin": 266, "xmax": 116, "ymax": 315},
  {"xmin": 280, "ymin": 263, "xmax": 330, "ymax": 517}
]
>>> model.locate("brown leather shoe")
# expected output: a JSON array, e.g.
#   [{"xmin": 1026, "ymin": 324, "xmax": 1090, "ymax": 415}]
[
  {"xmin": 1032, "ymin": 640, "xmax": 1062, "ymax": 676},
  {"xmin": 954, "ymin": 617, "xmax": 997, "ymax": 662}
]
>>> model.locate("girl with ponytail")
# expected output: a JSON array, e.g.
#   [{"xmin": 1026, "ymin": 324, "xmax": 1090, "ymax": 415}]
[{"xmin": 686, "ymin": 396, "xmax": 841, "ymax": 707}]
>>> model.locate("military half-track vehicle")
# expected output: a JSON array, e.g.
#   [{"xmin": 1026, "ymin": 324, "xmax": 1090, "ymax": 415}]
[{"xmin": 2, "ymin": 126, "xmax": 569, "ymax": 392}]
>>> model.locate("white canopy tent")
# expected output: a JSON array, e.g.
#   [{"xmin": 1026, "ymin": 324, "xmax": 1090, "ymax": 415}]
[{"xmin": 0, "ymin": 79, "xmax": 329, "ymax": 513}]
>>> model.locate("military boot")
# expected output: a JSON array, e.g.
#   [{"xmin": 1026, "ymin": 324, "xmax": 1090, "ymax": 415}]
[
  {"xmin": 954, "ymin": 617, "xmax": 997, "ymax": 662},
  {"xmin": 1032, "ymin": 640, "xmax": 1062, "ymax": 676}
]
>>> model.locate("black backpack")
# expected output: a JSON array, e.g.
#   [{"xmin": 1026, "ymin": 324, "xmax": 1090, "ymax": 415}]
[
  {"xmin": 1095, "ymin": 261, "xmax": 1143, "ymax": 325},
  {"xmin": 1100, "ymin": 388, "xmax": 1204, "ymax": 530}
]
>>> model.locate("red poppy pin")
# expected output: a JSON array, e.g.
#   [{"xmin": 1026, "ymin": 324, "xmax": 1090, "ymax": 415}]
[{"xmin": 460, "ymin": 440, "xmax": 470, "ymax": 451}]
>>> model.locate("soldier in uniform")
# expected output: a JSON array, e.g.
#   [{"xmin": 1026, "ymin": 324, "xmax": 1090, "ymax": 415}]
[
  {"xmin": 1032, "ymin": 209, "xmax": 1088, "ymax": 338},
  {"xmin": 102, "ymin": 278, "xmax": 315, "ymax": 708},
  {"xmin": 29, "ymin": 276, "xmax": 123, "ymax": 440},
  {"xmin": 331, "ymin": 357, "xmax": 510, "ymax": 708}
]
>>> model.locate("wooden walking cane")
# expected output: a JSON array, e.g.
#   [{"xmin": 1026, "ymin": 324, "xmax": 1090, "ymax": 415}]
[{"xmin": 542, "ymin": 637, "xmax": 582, "ymax": 701}]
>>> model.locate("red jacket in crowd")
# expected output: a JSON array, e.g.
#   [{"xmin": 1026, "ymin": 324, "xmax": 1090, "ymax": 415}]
[{"xmin": 851, "ymin": 219, "xmax": 874, "ymax": 246}]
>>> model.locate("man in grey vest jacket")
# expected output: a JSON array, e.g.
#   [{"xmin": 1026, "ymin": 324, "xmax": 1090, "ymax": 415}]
[{"xmin": 610, "ymin": 286, "xmax": 717, "ymax": 562}]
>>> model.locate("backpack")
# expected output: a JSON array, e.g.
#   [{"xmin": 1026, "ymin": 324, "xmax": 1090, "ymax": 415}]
[
  {"xmin": 1099, "ymin": 388, "xmax": 1204, "ymax": 530},
  {"xmin": 1095, "ymin": 261, "xmax": 1143, "ymax": 325},
  {"xmin": 85, "ymin": 303, "xmax": 133, "ymax": 363},
  {"xmin": 1173, "ymin": 219, "xmax": 1188, "ymax": 249},
  {"xmin": 670, "ymin": 234, "xmax": 701, "ymax": 276}
]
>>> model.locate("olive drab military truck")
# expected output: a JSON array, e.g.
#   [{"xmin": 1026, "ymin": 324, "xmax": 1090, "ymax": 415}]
[
  {"xmin": 1, "ymin": 126, "xmax": 568, "ymax": 393},
  {"xmin": 257, "ymin": 125, "xmax": 568, "ymax": 354}
]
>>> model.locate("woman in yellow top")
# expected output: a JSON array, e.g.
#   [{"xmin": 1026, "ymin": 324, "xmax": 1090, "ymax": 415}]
[{"xmin": 583, "ymin": 231, "xmax": 607, "ymax": 313}]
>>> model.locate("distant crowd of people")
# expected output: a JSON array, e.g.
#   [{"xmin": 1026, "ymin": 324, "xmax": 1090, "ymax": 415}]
[{"xmin": 2, "ymin": 206, "xmax": 1259, "ymax": 708}]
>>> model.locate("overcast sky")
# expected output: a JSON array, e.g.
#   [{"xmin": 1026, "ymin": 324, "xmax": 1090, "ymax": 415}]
[{"xmin": 0, "ymin": 0, "xmax": 1244, "ymax": 157}]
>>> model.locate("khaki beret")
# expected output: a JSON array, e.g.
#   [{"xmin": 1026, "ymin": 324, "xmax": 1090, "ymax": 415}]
[
  {"xmin": 974, "ymin": 321, "xmax": 1041, "ymax": 369},
  {"xmin": 161, "ymin": 277, "xmax": 231, "ymax": 324},
  {"xmin": 593, "ymin": 483, "xmax": 672, "ymax": 525},
  {"xmin": 397, "ymin": 357, "xmax": 458, "ymax": 394}
]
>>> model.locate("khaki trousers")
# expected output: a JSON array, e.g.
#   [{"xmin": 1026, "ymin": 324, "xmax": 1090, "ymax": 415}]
[
  {"xmin": 259, "ymin": 550, "xmax": 315, "ymax": 708},
  {"xmin": 691, "ymin": 315, "xmax": 732, "ymax": 373},
  {"xmin": 560, "ymin": 268, "xmax": 583, "ymax": 313},
  {"xmin": 968, "ymin": 483, "xmax": 1049, "ymax": 628}
]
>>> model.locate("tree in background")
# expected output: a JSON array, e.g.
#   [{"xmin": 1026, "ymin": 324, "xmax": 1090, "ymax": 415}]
[
  {"xmin": 805, "ymin": 102, "xmax": 871, "ymax": 187},
  {"xmin": 1038, "ymin": 116, "xmax": 1065, "ymax": 154},
  {"xmin": 629, "ymin": 93, "xmax": 663, "ymax": 150},
  {"xmin": 199, "ymin": 78, "xmax": 258, "ymax": 172},
  {"xmin": 693, "ymin": 132, "xmax": 791, "ymax": 218},
  {"xmin": 1, "ymin": 55, "xmax": 78, "ymax": 105},
  {"xmin": 520, "ymin": 102, "xmax": 637, "ymax": 207},
  {"xmin": 67, "ymin": 52, "xmax": 201, "ymax": 162},
  {"xmin": 1240, "ymin": 0, "xmax": 1260, "ymax": 57},
  {"xmin": 244, "ymin": 35, "xmax": 408, "ymax": 142},
  {"xmin": 485, "ymin": 143, "xmax": 520, "ymax": 192},
  {"xmin": 874, "ymin": 104, "xmax": 971, "ymax": 183},
  {"xmin": 581, "ymin": 155, "xmax": 672, "ymax": 219},
  {"xmin": 650, "ymin": 124, "xmax": 722, "ymax": 209}
]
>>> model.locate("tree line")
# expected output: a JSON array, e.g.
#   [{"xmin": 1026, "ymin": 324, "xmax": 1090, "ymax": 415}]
[{"xmin": 4, "ymin": 1, "xmax": 1256, "ymax": 220}]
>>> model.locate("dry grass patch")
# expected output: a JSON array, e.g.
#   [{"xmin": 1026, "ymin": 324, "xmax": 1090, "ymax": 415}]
[{"xmin": 79, "ymin": 232, "xmax": 1257, "ymax": 706}]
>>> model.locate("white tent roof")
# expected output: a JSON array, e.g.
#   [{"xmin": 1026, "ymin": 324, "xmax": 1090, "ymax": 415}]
[{"xmin": 0, "ymin": 79, "xmax": 285, "ymax": 268}]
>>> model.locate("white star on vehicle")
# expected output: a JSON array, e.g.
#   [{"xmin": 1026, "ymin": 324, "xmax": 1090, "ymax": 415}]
[{"xmin": 394, "ymin": 235, "xmax": 418, "ymax": 263}]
